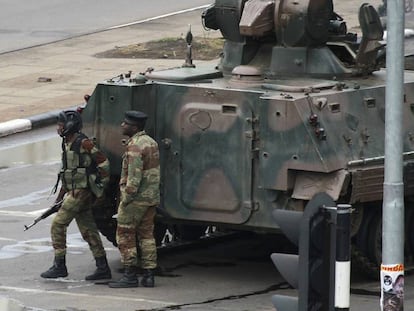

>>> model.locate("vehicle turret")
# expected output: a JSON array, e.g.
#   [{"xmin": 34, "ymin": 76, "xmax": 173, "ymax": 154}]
[{"xmin": 202, "ymin": 0, "xmax": 384, "ymax": 77}]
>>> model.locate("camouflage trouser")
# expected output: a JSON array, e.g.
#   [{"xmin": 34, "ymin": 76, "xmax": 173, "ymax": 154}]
[
  {"xmin": 116, "ymin": 202, "xmax": 157, "ymax": 269},
  {"xmin": 51, "ymin": 189, "xmax": 106, "ymax": 258}
]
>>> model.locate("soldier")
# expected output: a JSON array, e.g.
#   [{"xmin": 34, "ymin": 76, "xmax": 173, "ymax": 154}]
[
  {"xmin": 109, "ymin": 110, "xmax": 160, "ymax": 288},
  {"xmin": 41, "ymin": 110, "xmax": 112, "ymax": 280}
]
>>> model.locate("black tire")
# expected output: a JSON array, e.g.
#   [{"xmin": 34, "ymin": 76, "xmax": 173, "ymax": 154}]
[
  {"xmin": 95, "ymin": 218, "xmax": 118, "ymax": 246},
  {"xmin": 175, "ymin": 224, "xmax": 207, "ymax": 241},
  {"xmin": 405, "ymin": 205, "xmax": 414, "ymax": 261},
  {"xmin": 355, "ymin": 206, "xmax": 377, "ymax": 252},
  {"xmin": 154, "ymin": 222, "xmax": 168, "ymax": 246},
  {"xmin": 367, "ymin": 206, "xmax": 413, "ymax": 266},
  {"xmin": 92, "ymin": 197, "xmax": 118, "ymax": 247},
  {"xmin": 366, "ymin": 211, "xmax": 382, "ymax": 266},
  {"xmin": 352, "ymin": 206, "xmax": 381, "ymax": 280},
  {"xmin": 90, "ymin": 178, "xmax": 119, "ymax": 246}
]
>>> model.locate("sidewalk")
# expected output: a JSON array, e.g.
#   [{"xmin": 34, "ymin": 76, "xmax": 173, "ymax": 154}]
[
  {"xmin": 0, "ymin": 1, "xmax": 381, "ymax": 137},
  {"xmin": 0, "ymin": 8, "xmax": 220, "ymax": 136}
]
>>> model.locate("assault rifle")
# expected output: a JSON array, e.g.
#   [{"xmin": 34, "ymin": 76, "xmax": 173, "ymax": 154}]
[{"xmin": 23, "ymin": 200, "xmax": 63, "ymax": 231}]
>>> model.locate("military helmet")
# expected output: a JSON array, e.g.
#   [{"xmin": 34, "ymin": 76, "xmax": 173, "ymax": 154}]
[{"xmin": 57, "ymin": 110, "xmax": 82, "ymax": 137}]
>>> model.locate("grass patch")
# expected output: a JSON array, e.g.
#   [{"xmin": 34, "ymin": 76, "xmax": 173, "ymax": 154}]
[{"xmin": 95, "ymin": 36, "xmax": 224, "ymax": 60}]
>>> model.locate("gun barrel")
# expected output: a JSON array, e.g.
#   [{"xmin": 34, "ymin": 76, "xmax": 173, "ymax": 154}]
[
  {"xmin": 24, "ymin": 221, "xmax": 38, "ymax": 231},
  {"xmin": 23, "ymin": 200, "xmax": 63, "ymax": 232}
]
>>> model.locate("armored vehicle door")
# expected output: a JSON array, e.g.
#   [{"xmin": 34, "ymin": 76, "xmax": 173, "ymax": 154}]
[{"xmin": 157, "ymin": 86, "xmax": 255, "ymax": 225}]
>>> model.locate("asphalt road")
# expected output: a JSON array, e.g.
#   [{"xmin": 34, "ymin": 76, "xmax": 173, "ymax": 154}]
[
  {"xmin": 0, "ymin": 128, "xmax": 414, "ymax": 311},
  {"xmin": 0, "ymin": 127, "xmax": 280, "ymax": 311},
  {"xmin": 0, "ymin": 0, "xmax": 211, "ymax": 54}
]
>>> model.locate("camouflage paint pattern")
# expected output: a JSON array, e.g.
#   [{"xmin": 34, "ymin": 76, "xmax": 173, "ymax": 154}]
[
  {"xmin": 51, "ymin": 189, "xmax": 106, "ymax": 258},
  {"xmin": 82, "ymin": 73, "xmax": 414, "ymax": 231},
  {"xmin": 80, "ymin": 0, "xmax": 414, "ymax": 267}
]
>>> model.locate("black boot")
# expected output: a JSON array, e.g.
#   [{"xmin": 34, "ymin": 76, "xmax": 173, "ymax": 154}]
[
  {"xmin": 140, "ymin": 269, "xmax": 155, "ymax": 288},
  {"xmin": 108, "ymin": 267, "xmax": 138, "ymax": 288},
  {"xmin": 85, "ymin": 256, "xmax": 112, "ymax": 280},
  {"xmin": 41, "ymin": 256, "xmax": 68, "ymax": 278}
]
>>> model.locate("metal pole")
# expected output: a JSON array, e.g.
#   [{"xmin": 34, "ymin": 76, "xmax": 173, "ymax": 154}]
[
  {"xmin": 382, "ymin": 0, "xmax": 405, "ymax": 310},
  {"xmin": 334, "ymin": 204, "xmax": 351, "ymax": 311},
  {"xmin": 324, "ymin": 206, "xmax": 336, "ymax": 311}
]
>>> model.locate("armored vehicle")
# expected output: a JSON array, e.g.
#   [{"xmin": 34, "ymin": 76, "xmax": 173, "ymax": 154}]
[{"xmin": 81, "ymin": 0, "xmax": 414, "ymax": 272}]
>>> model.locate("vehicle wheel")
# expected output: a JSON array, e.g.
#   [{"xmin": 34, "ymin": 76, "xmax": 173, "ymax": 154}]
[
  {"xmin": 351, "ymin": 206, "xmax": 383, "ymax": 279},
  {"xmin": 350, "ymin": 205, "xmax": 364, "ymax": 237},
  {"xmin": 364, "ymin": 204, "xmax": 414, "ymax": 267},
  {"xmin": 355, "ymin": 206, "xmax": 376, "ymax": 252},
  {"xmin": 175, "ymin": 224, "xmax": 207, "ymax": 241},
  {"xmin": 92, "ymin": 194, "xmax": 118, "ymax": 247},
  {"xmin": 96, "ymin": 218, "xmax": 117, "ymax": 246},
  {"xmin": 405, "ymin": 206, "xmax": 414, "ymax": 261},
  {"xmin": 366, "ymin": 212, "xmax": 382, "ymax": 266},
  {"xmin": 154, "ymin": 222, "xmax": 168, "ymax": 246}
]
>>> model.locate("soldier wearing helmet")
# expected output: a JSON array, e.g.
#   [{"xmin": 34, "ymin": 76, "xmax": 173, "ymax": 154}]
[
  {"xmin": 41, "ymin": 110, "xmax": 112, "ymax": 280},
  {"xmin": 109, "ymin": 110, "xmax": 160, "ymax": 288}
]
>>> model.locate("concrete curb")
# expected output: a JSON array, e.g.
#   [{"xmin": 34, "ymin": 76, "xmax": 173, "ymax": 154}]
[
  {"xmin": 0, "ymin": 111, "xmax": 58, "ymax": 138},
  {"xmin": 0, "ymin": 106, "xmax": 79, "ymax": 138},
  {"xmin": 0, "ymin": 119, "xmax": 32, "ymax": 137}
]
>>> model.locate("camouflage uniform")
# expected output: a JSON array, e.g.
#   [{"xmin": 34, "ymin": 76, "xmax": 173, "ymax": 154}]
[
  {"xmin": 42, "ymin": 110, "xmax": 112, "ymax": 280},
  {"xmin": 117, "ymin": 130, "xmax": 160, "ymax": 269},
  {"xmin": 51, "ymin": 135, "xmax": 110, "ymax": 258}
]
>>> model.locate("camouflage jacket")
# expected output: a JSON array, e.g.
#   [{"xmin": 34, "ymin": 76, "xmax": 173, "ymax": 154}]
[
  {"xmin": 119, "ymin": 130, "xmax": 160, "ymax": 206},
  {"xmin": 61, "ymin": 133, "xmax": 110, "ymax": 197}
]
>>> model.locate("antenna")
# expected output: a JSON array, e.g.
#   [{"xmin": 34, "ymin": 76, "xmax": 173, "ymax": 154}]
[{"xmin": 182, "ymin": 24, "xmax": 195, "ymax": 68}]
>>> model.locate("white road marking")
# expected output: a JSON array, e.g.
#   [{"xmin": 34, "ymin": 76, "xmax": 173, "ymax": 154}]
[
  {"xmin": 0, "ymin": 233, "xmax": 117, "ymax": 259},
  {"xmin": 0, "ymin": 187, "xmax": 51, "ymax": 209},
  {"xmin": 0, "ymin": 237, "xmax": 17, "ymax": 241},
  {"xmin": 108, "ymin": 5, "xmax": 210, "ymax": 29},
  {"xmin": 0, "ymin": 285, "xmax": 176, "ymax": 305},
  {"xmin": 0, "ymin": 209, "xmax": 48, "ymax": 218}
]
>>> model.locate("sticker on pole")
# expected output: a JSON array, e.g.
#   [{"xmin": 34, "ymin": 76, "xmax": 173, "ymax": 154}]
[{"xmin": 380, "ymin": 264, "xmax": 404, "ymax": 311}]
